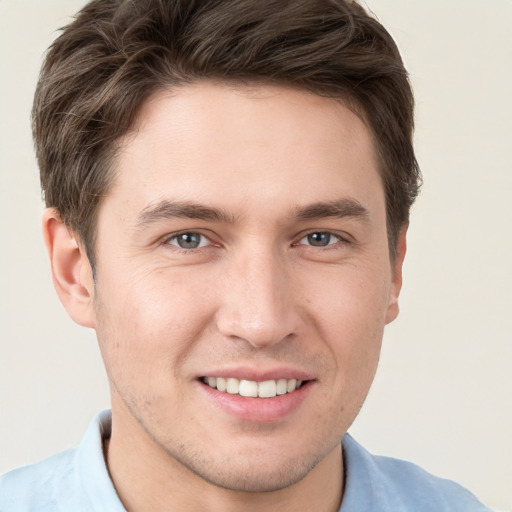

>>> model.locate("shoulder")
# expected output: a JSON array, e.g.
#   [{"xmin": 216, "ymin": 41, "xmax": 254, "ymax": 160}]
[
  {"xmin": 0, "ymin": 411, "xmax": 123, "ymax": 512},
  {"xmin": 0, "ymin": 447, "xmax": 78, "ymax": 512},
  {"xmin": 341, "ymin": 434, "xmax": 492, "ymax": 512}
]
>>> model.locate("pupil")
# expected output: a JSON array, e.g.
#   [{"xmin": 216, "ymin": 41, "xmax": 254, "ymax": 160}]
[
  {"xmin": 178, "ymin": 233, "xmax": 200, "ymax": 249},
  {"xmin": 308, "ymin": 232, "xmax": 330, "ymax": 246}
]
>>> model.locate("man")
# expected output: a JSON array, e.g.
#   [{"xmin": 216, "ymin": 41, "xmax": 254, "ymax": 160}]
[{"xmin": 0, "ymin": 0, "xmax": 493, "ymax": 510}]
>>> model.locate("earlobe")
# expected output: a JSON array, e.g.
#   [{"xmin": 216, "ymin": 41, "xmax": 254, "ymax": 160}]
[
  {"xmin": 42, "ymin": 208, "xmax": 96, "ymax": 328},
  {"xmin": 385, "ymin": 226, "xmax": 407, "ymax": 325}
]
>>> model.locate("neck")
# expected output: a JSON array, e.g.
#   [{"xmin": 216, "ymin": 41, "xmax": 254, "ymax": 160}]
[{"xmin": 105, "ymin": 405, "xmax": 344, "ymax": 512}]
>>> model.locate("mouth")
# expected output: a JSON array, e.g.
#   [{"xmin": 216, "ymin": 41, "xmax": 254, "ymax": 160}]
[
  {"xmin": 201, "ymin": 376, "xmax": 305, "ymax": 398},
  {"xmin": 198, "ymin": 372, "xmax": 314, "ymax": 422}
]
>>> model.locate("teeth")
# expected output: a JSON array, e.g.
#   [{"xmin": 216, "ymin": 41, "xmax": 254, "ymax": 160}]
[
  {"xmin": 216, "ymin": 377, "xmax": 227, "ymax": 392},
  {"xmin": 276, "ymin": 379, "xmax": 287, "ymax": 395},
  {"xmin": 239, "ymin": 379, "xmax": 258, "ymax": 397},
  {"xmin": 203, "ymin": 377, "xmax": 304, "ymax": 398},
  {"xmin": 258, "ymin": 380, "xmax": 276, "ymax": 398},
  {"xmin": 226, "ymin": 378, "xmax": 239, "ymax": 394}
]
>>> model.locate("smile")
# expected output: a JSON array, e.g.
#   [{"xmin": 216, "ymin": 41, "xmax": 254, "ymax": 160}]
[{"xmin": 202, "ymin": 377, "xmax": 303, "ymax": 398}]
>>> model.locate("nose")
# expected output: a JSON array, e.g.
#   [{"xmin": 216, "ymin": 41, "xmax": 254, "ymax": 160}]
[{"xmin": 215, "ymin": 247, "xmax": 301, "ymax": 348}]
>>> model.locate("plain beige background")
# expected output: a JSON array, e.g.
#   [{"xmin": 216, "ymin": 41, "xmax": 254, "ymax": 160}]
[{"xmin": 0, "ymin": 1, "xmax": 511, "ymax": 510}]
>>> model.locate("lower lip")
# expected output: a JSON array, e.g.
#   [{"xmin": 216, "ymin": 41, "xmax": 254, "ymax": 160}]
[{"xmin": 198, "ymin": 381, "xmax": 313, "ymax": 423}]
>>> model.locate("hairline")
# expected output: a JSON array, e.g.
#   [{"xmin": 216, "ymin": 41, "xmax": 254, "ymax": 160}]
[{"xmin": 76, "ymin": 79, "xmax": 402, "ymax": 273}]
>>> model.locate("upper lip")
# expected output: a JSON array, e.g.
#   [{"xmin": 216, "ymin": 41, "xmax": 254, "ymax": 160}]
[{"xmin": 198, "ymin": 366, "xmax": 314, "ymax": 382}]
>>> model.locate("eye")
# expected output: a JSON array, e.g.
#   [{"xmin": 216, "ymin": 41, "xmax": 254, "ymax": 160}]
[
  {"xmin": 299, "ymin": 232, "xmax": 341, "ymax": 247},
  {"xmin": 167, "ymin": 232, "xmax": 210, "ymax": 250}
]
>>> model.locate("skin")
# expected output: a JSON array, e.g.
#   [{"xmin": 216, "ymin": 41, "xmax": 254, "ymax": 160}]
[{"xmin": 43, "ymin": 82, "xmax": 406, "ymax": 512}]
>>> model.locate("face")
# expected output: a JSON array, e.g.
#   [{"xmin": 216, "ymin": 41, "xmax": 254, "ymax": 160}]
[{"xmin": 87, "ymin": 83, "xmax": 403, "ymax": 492}]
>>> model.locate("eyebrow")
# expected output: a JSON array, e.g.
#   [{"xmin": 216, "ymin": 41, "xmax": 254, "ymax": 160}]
[
  {"xmin": 134, "ymin": 197, "xmax": 369, "ymax": 230},
  {"xmin": 293, "ymin": 199, "xmax": 370, "ymax": 222},
  {"xmin": 134, "ymin": 200, "xmax": 237, "ymax": 229}
]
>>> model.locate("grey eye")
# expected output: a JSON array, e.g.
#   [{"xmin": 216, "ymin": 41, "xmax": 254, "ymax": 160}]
[
  {"xmin": 169, "ymin": 232, "xmax": 208, "ymax": 249},
  {"xmin": 300, "ymin": 232, "xmax": 340, "ymax": 247}
]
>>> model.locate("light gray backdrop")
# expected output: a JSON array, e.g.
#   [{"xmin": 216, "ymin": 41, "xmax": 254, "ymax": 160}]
[{"xmin": 1, "ymin": 1, "xmax": 511, "ymax": 510}]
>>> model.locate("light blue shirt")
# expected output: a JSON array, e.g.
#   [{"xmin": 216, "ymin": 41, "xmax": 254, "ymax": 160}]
[{"xmin": 0, "ymin": 411, "xmax": 492, "ymax": 511}]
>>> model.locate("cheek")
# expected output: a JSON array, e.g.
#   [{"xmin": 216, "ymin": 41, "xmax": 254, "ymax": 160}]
[
  {"xmin": 302, "ymin": 260, "xmax": 391, "ymax": 337},
  {"xmin": 300, "ymin": 263, "xmax": 388, "ymax": 390},
  {"xmin": 93, "ymin": 267, "xmax": 218, "ymax": 390}
]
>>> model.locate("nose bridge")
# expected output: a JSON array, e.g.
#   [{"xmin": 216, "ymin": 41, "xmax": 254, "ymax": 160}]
[{"xmin": 216, "ymin": 242, "xmax": 298, "ymax": 347}]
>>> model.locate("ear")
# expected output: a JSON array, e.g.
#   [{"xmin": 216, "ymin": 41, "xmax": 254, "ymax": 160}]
[
  {"xmin": 385, "ymin": 226, "xmax": 407, "ymax": 325},
  {"xmin": 42, "ymin": 208, "xmax": 95, "ymax": 328}
]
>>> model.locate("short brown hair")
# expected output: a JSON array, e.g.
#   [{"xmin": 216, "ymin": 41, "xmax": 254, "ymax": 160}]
[{"xmin": 33, "ymin": 0, "xmax": 420, "ymax": 268}]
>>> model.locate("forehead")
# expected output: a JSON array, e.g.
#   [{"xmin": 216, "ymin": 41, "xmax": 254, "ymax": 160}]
[{"xmin": 107, "ymin": 82, "xmax": 382, "ymax": 221}]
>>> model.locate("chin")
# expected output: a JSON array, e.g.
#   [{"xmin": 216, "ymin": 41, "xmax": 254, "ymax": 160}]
[
  {"xmin": 161, "ymin": 433, "xmax": 339, "ymax": 494},
  {"xmin": 184, "ymin": 455, "xmax": 319, "ymax": 493}
]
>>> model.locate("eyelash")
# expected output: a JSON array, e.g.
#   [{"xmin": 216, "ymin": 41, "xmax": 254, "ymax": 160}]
[
  {"xmin": 162, "ymin": 230, "xmax": 350, "ymax": 252},
  {"xmin": 164, "ymin": 231, "xmax": 214, "ymax": 252},
  {"xmin": 296, "ymin": 232, "xmax": 343, "ymax": 248}
]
